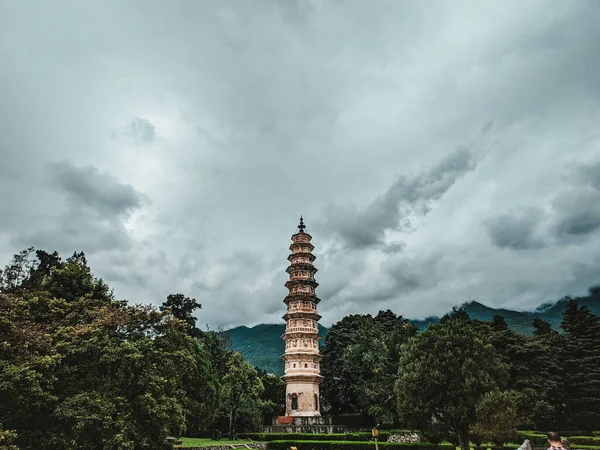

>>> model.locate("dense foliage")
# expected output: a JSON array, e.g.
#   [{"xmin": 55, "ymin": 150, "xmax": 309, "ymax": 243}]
[
  {"xmin": 396, "ymin": 311, "xmax": 508, "ymax": 450},
  {"xmin": 322, "ymin": 287, "xmax": 600, "ymax": 444},
  {"xmin": 320, "ymin": 311, "xmax": 417, "ymax": 422},
  {"xmin": 0, "ymin": 249, "xmax": 283, "ymax": 449}
]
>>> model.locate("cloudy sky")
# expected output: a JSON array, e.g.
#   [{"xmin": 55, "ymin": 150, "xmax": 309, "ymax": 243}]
[{"xmin": 1, "ymin": 0, "xmax": 600, "ymax": 328}]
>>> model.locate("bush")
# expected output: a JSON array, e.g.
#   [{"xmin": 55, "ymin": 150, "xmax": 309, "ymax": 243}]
[
  {"xmin": 472, "ymin": 447, "xmax": 512, "ymax": 450},
  {"xmin": 265, "ymin": 440, "xmax": 452, "ymax": 450},
  {"xmin": 567, "ymin": 437, "xmax": 600, "ymax": 446},
  {"xmin": 517, "ymin": 432, "xmax": 600, "ymax": 448},
  {"xmin": 239, "ymin": 433, "xmax": 391, "ymax": 442}
]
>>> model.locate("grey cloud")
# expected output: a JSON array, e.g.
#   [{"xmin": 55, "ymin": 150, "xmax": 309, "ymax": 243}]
[
  {"xmin": 2, "ymin": 0, "xmax": 600, "ymax": 327},
  {"xmin": 551, "ymin": 189, "xmax": 600, "ymax": 238},
  {"xmin": 16, "ymin": 211, "xmax": 133, "ymax": 253},
  {"xmin": 546, "ymin": 160, "xmax": 600, "ymax": 242},
  {"xmin": 323, "ymin": 148, "xmax": 477, "ymax": 249},
  {"xmin": 485, "ymin": 207, "xmax": 546, "ymax": 250},
  {"xmin": 2, "ymin": 162, "xmax": 146, "ymax": 260},
  {"xmin": 113, "ymin": 117, "xmax": 156, "ymax": 143},
  {"xmin": 577, "ymin": 161, "xmax": 600, "ymax": 191},
  {"xmin": 47, "ymin": 160, "xmax": 144, "ymax": 216},
  {"xmin": 273, "ymin": 0, "xmax": 315, "ymax": 26}
]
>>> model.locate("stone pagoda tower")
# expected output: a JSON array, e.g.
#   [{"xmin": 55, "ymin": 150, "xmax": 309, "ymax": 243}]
[{"xmin": 281, "ymin": 217, "xmax": 323, "ymax": 417}]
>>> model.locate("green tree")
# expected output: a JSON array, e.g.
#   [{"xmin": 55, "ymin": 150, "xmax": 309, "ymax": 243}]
[
  {"xmin": 321, "ymin": 314, "xmax": 371, "ymax": 415},
  {"xmin": 0, "ymin": 249, "xmax": 216, "ymax": 450},
  {"xmin": 0, "ymin": 424, "xmax": 19, "ymax": 450},
  {"xmin": 395, "ymin": 313, "xmax": 507, "ymax": 450},
  {"xmin": 160, "ymin": 293, "xmax": 203, "ymax": 338},
  {"xmin": 0, "ymin": 247, "xmax": 36, "ymax": 292},
  {"xmin": 561, "ymin": 298, "xmax": 600, "ymax": 429},
  {"xmin": 471, "ymin": 390, "xmax": 520, "ymax": 446},
  {"xmin": 257, "ymin": 369, "xmax": 285, "ymax": 425},
  {"xmin": 321, "ymin": 310, "xmax": 417, "ymax": 423},
  {"xmin": 342, "ymin": 310, "xmax": 417, "ymax": 424},
  {"xmin": 513, "ymin": 318, "xmax": 566, "ymax": 430},
  {"xmin": 0, "ymin": 248, "xmax": 113, "ymax": 304},
  {"xmin": 220, "ymin": 352, "xmax": 264, "ymax": 439},
  {"xmin": 197, "ymin": 329, "xmax": 233, "ymax": 436}
]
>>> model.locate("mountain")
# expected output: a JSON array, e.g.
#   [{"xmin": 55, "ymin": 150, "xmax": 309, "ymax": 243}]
[
  {"xmin": 225, "ymin": 291, "xmax": 600, "ymax": 375},
  {"xmin": 225, "ymin": 323, "xmax": 329, "ymax": 375}
]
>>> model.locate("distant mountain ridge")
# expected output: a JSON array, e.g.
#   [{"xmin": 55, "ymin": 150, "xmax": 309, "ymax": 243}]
[
  {"xmin": 225, "ymin": 323, "xmax": 329, "ymax": 375},
  {"xmin": 225, "ymin": 294, "xmax": 600, "ymax": 375}
]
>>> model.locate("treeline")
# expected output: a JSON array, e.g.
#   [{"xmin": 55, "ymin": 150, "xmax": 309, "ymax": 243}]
[
  {"xmin": 320, "ymin": 289, "xmax": 600, "ymax": 450},
  {"xmin": 3, "ymin": 247, "xmax": 600, "ymax": 450},
  {"xmin": 0, "ymin": 248, "xmax": 284, "ymax": 450}
]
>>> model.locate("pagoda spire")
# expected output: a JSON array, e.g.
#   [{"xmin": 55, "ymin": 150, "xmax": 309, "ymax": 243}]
[
  {"xmin": 298, "ymin": 216, "xmax": 306, "ymax": 234},
  {"xmin": 281, "ymin": 217, "xmax": 322, "ymax": 417}
]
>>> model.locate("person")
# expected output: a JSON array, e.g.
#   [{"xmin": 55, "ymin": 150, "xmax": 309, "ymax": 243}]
[
  {"xmin": 561, "ymin": 439, "xmax": 572, "ymax": 450},
  {"xmin": 548, "ymin": 432, "xmax": 565, "ymax": 450}
]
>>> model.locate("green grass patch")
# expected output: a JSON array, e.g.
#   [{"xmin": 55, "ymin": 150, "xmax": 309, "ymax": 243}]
[{"xmin": 176, "ymin": 438, "xmax": 256, "ymax": 448}]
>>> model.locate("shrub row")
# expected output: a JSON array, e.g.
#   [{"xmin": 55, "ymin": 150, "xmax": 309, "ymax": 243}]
[
  {"xmin": 265, "ymin": 440, "xmax": 453, "ymax": 450},
  {"xmin": 239, "ymin": 433, "xmax": 392, "ymax": 442},
  {"xmin": 518, "ymin": 432, "xmax": 600, "ymax": 448},
  {"xmin": 568, "ymin": 438, "xmax": 600, "ymax": 446},
  {"xmin": 472, "ymin": 447, "xmax": 518, "ymax": 450},
  {"xmin": 520, "ymin": 432, "xmax": 599, "ymax": 438}
]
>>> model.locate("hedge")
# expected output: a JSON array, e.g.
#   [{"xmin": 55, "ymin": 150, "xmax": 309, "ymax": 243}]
[
  {"xmin": 265, "ymin": 440, "xmax": 453, "ymax": 450},
  {"xmin": 518, "ymin": 432, "xmax": 600, "ymax": 449},
  {"xmin": 239, "ymin": 433, "xmax": 392, "ymax": 442},
  {"xmin": 567, "ymin": 438, "xmax": 600, "ymax": 446}
]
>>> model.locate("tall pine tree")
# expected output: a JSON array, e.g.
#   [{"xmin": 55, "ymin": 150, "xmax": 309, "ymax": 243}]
[{"xmin": 561, "ymin": 299, "xmax": 600, "ymax": 430}]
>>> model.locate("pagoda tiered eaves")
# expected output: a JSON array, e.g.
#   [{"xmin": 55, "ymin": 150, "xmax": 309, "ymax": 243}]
[
  {"xmin": 287, "ymin": 253, "xmax": 316, "ymax": 263},
  {"xmin": 283, "ymin": 294, "xmax": 321, "ymax": 305}
]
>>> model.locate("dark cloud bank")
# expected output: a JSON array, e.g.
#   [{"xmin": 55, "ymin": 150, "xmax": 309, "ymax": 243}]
[{"xmin": 1, "ymin": 0, "xmax": 600, "ymax": 327}]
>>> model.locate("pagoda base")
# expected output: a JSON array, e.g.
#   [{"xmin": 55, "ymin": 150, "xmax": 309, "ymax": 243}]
[{"xmin": 261, "ymin": 416, "xmax": 347, "ymax": 434}]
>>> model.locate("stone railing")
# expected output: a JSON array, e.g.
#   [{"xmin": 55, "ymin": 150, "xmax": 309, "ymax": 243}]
[
  {"xmin": 285, "ymin": 347, "xmax": 318, "ymax": 353},
  {"xmin": 285, "ymin": 327, "xmax": 318, "ymax": 333},
  {"xmin": 286, "ymin": 306, "xmax": 317, "ymax": 312}
]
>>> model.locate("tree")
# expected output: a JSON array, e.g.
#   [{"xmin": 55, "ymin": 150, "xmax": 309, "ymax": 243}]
[
  {"xmin": 197, "ymin": 329, "xmax": 234, "ymax": 437},
  {"xmin": 471, "ymin": 390, "xmax": 520, "ymax": 446},
  {"xmin": 1, "ymin": 248, "xmax": 113, "ymax": 304},
  {"xmin": 0, "ymin": 247, "xmax": 36, "ymax": 292},
  {"xmin": 257, "ymin": 369, "xmax": 285, "ymax": 425},
  {"xmin": 343, "ymin": 310, "xmax": 417, "ymax": 424},
  {"xmin": 0, "ymin": 424, "xmax": 19, "ymax": 450},
  {"xmin": 395, "ymin": 314, "xmax": 508, "ymax": 450},
  {"xmin": 220, "ymin": 352, "xmax": 264, "ymax": 439},
  {"xmin": 321, "ymin": 310, "xmax": 417, "ymax": 423},
  {"xmin": 321, "ymin": 314, "xmax": 372, "ymax": 415},
  {"xmin": 160, "ymin": 293, "xmax": 203, "ymax": 338},
  {"xmin": 561, "ymin": 300, "xmax": 600, "ymax": 429},
  {"xmin": 0, "ymin": 249, "xmax": 217, "ymax": 450},
  {"xmin": 514, "ymin": 318, "xmax": 566, "ymax": 430}
]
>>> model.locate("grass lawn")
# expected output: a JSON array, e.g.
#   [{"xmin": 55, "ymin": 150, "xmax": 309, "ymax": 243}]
[{"xmin": 176, "ymin": 437, "xmax": 256, "ymax": 448}]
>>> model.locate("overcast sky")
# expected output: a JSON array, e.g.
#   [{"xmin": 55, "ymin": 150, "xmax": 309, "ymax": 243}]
[{"xmin": 1, "ymin": 0, "xmax": 600, "ymax": 328}]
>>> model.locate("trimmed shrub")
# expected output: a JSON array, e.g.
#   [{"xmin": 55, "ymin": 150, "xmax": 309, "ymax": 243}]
[
  {"xmin": 567, "ymin": 437, "xmax": 600, "ymax": 446},
  {"xmin": 472, "ymin": 447, "xmax": 513, "ymax": 450},
  {"xmin": 517, "ymin": 432, "xmax": 600, "ymax": 449},
  {"xmin": 239, "ymin": 433, "xmax": 392, "ymax": 442}
]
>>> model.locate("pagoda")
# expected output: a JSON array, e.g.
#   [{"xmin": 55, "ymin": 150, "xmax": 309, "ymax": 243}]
[{"xmin": 281, "ymin": 217, "xmax": 323, "ymax": 417}]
